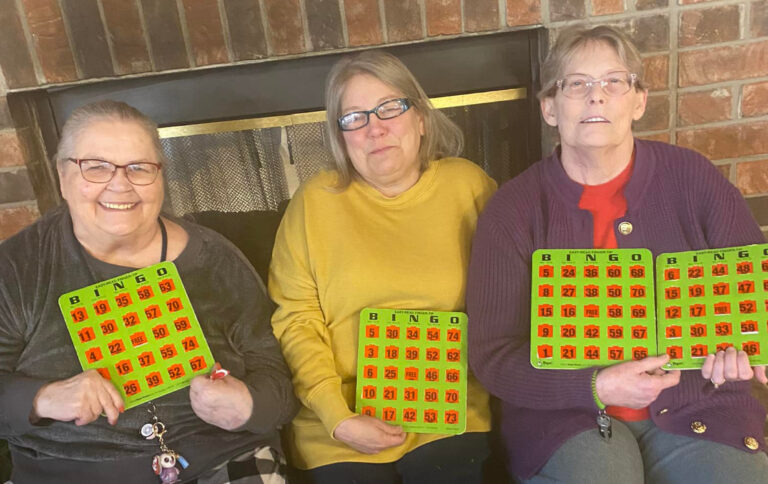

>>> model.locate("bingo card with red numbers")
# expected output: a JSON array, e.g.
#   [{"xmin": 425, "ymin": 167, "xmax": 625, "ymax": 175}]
[
  {"xmin": 356, "ymin": 308, "xmax": 467, "ymax": 434},
  {"xmin": 530, "ymin": 249, "xmax": 657, "ymax": 369},
  {"xmin": 58, "ymin": 261, "xmax": 214, "ymax": 409},
  {"xmin": 656, "ymin": 244, "xmax": 768, "ymax": 369}
]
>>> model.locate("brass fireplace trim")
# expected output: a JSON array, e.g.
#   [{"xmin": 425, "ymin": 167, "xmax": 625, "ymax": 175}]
[{"xmin": 157, "ymin": 87, "xmax": 527, "ymax": 139}]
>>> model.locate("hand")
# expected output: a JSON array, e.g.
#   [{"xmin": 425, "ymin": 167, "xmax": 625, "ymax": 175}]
[
  {"xmin": 190, "ymin": 371, "xmax": 253, "ymax": 431},
  {"xmin": 701, "ymin": 346, "xmax": 767, "ymax": 385},
  {"xmin": 333, "ymin": 415, "xmax": 406, "ymax": 454},
  {"xmin": 595, "ymin": 354, "xmax": 681, "ymax": 408},
  {"xmin": 32, "ymin": 369, "xmax": 124, "ymax": 426}
]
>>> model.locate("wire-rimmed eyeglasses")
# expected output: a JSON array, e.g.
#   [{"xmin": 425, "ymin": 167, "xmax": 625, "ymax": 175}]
[
  {"xmin": 67, "ymin": 158, "xmax": 162, "ymax": 186},
  {"xmin": 338, "ymin": 98, "xmax": 412, "ymax": 132},
  {"xmin": 556, "ymin": 71, "xmax": 638, "ymax": 99}
]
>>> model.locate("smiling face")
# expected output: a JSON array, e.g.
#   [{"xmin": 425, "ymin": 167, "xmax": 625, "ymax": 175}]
[
  {"xmin": 540, "ymin": 41, "xmax": 647, "ymax": 156},
  {"xmin": 58, "ymin": 119, "xmax": 164, "ymax": 244},
  {"xmin": 340, "ymin": 73, "xmax": 425, "ymax": 196}
]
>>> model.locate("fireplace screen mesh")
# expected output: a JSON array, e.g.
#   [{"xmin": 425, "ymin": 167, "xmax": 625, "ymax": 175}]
[
  {"xmin": 159, "ymin": 95, "xmax": 533, "ymax": 216},
  {"xmin": 160, "ymin": 124, "xmax": 335, "ymax": 216}
]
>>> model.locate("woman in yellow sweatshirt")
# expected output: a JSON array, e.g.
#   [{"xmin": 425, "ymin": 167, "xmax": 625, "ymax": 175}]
[{"xmin": 269, "ymin": 50, "xmax": 496, "ymax": 483}]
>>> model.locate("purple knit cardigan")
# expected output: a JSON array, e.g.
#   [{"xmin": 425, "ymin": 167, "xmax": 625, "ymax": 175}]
[{"xmin": 467, "ymin": 139, "xmax": 767, "ymax": 479}]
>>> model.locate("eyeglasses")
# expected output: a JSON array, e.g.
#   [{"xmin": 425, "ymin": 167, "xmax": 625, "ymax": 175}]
[
  {"xmin": 338, "ymin": 98, "xmax": 412, "ymax": 131},
  {"xmin": 556, "ymin": 71, "xmax": 637, "ymax": 99},
  {"xmin": 68, "ymin": 158, "xmax": 162, "ymax": 186}
]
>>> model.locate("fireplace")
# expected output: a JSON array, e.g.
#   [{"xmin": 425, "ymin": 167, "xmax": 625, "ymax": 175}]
[{"xmin": 10, "ymin": 30, "xmax": 545, "ymax": 216}]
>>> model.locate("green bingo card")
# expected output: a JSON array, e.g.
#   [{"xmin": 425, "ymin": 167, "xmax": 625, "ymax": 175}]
[
  {"xmin": 58, "ymin": 262, "xmax": 214, "ymax": 409},
  {"xmin": 530, "ymin": 249, "xmax": 657, "ymax": 369},
  {"xmin": 656, "ymin": 244, "xmax": 768, "ymax": 369},
  {"xmin": 355, "ymin": 308, "xmax": 467, "ymax": 434}
]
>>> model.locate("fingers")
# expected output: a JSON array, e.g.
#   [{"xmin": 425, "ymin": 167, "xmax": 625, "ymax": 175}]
[
  {"xmin": 723, "ymin": 346, "xmax": 739, "ymax": 380},
  {"xmin": 373, "ymin": 419, "xmax": 405, "ymax": 436},
  {"xmin": 635, "ymin": 354, "xmax": 670, "ymax": 372},
  {"xmin": 656, "ymin": 369, "xmax": 681, "ymax": 389},
  {"xmin": 701, "ymin": 354, "xmax": 715, "ymax": 379},
  {"xmin": 736, "ymin": 350, "xmax": 754, "ymax": 380},
  {"xmin": 754, "ymin": 366, "xmax": 768, "ymax": 385}
]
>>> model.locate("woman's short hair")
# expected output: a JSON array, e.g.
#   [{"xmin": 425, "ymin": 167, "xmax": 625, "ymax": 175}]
[
  {"xmin": 538, "ymin": 25, "xmax": 646, "ymax": 100},
  {"xmin": 324, "ymin": 50, "xmax": 463, "ymax": 189},
  {"xmin": 55, "ymin": 100, "xmax": 165, "ymax": 165}
]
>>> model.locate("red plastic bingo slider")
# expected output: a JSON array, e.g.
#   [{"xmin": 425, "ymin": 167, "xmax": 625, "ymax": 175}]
[{"xmin": 210, "ymin": 362, "xmax": 229, "ymax": 381}]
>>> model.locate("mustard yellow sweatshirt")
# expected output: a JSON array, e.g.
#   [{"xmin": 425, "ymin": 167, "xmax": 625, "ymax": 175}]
[{"xmin": 269, "ymin": 158, "xmax": 496, "ymax": 469}]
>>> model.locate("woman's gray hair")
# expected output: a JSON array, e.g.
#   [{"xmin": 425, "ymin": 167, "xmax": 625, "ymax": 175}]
[
  {"xmin": 538, "ymin": 25, "xmax": 646, "ymax": 100},
  {"xmin": 55, "ymin": 100, "xmax": 165, "ymax": 165},
  {"xmin": 324, "ymin": 50, "xmax": 463, "ymax": 189}
]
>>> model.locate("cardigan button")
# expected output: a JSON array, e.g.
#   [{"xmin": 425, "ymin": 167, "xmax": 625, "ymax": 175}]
[
  {"xmin": 657, "ymin": 408, "xmax": 668, "ymax": 415},
  {"xmin": 745, "ymin": 436, "xmax": 760, "ymax": 450},
  {"xmin": 691, "ymin": 421, "xmax": 707, "ymax": 434},
  {"xmin": 618, "ymin": 221, "xmax": 633, "ymax": 235}
]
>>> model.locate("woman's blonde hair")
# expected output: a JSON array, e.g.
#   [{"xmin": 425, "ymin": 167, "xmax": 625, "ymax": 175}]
[
  {"xmin": 55, "ymin": 100, "xmax": 165, "ymax": 165},
  {"xmin": 538, "ymin": 25, "xmax": 646, "ymax": 100},
  {"xmin": 324, "ymin": 50, "xmax": 463, "ymax": 189}
]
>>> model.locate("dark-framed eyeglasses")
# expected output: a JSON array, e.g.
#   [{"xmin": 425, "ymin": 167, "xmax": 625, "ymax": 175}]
[
  {"xmin": 338, "ymin": 98, "xmax": 412, "ymax": 132},
  {"xmin": 67, "ymin": 158, "xmax": 162, "ymax": 186},
  {"xmin": 556, "ymin": 71, "xmax": 637, "ymax": 99}
]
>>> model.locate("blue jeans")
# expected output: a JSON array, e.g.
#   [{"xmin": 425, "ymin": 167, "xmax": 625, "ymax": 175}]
[
  {"xmin": 290, "ymin": 432, "xmax": 490, "ymax": 484},
  {"xmin": 523, "ymin": 419, "xmax": 768, "ymax": 484}
]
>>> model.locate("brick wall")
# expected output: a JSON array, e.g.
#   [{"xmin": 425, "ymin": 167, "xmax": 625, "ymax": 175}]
[{"xmin": 0, "ymin": 0, "xmax": 766, "ymax": 240}]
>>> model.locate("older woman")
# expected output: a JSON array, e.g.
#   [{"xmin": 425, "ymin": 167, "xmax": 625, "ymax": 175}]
[
  {"xmin": 467, "ymin": 25, "xmax": 768, "ymax": 483},
  {"xmin": 0, "ymin": 100, "xmax": 298, "ymax": 483},
  {"xmin": 269, "ymin": 50, "xmax": 495, "ymax": 483}
]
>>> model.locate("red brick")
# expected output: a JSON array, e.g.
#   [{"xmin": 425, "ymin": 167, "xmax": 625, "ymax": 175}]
[
  {"xmin": 0, "ymin": 97, "xmax": 12, "ymax": 130},
  {"xmin": 592, "ymin": 0, "xmax": 623, "ymax": 16},
  {"xmin": 140, "ymin": 0, "xmax": 189, "ymax": 70},
  {"xmin": 680, "ymin": 5, "xmax": 739, "ymax": 47},
  {"xmin": 264, "ymin": 0, "xmax": 306, "ymax": 55},
  {"xmin": 680, "ymin": 0, "xmax": 716, "ymax": 5},
  {"xmin": 677, "ymin": 121, "xmax": 768, "ymax": 160},
  {"xmin": 629, "ymin": 15, "xmax": 669, "ymax": 53},
  {"xmin": 0, "ymin": 169, "xmax": 34, "ymax": 204},
  {"xmin": 0, "ymin": 131, "xmax": 25, "ymax": 168},
  {"xmin": 426, "ymin": 0, "xmax": 461, "ymax": 36},
  {"xmin": 549, "ymin": 0, "xmax": 585, "ymax": 21},
  {"xmin": 752, "ymin": 0, "xmax": 768, "ymax": 38},
  {"xmin": 716, "ymin": 163, "xmax": 731, "ymax": 181},
  {"xmin": 465, "ymin": 0, "xmax": 499, "ymax": 32},
  {"xmin": 384, "ymin": 0, "xmax": 423, "ymax": 42},
  {"xmin": 642, "ymin": 55, "xmax": 668, "ymax": 91},
  {"xmin": 677, "ymin": 89, "xmax": 732, "ymax": 126},
  {"xmin": 305, "ymin": 0, "xmax": 344, "ymax": 50},
  {"xmin": 182, "ymin": 0, "xmax": 229, "ymax": 66},
  {"xmin": 636, "ymin": 0, "xmax": 667, "ymax": 10},
  {"xmin": 640, "ymin": 132, "xmax": 670, "ymax": 143},
  {"xmin": 101, "ymin": 0, "xmax": 151, "ymax": 74},
  {"xmin": 0, "ymin": 0, "xmax": 38, "ymax": 88},
  {"xmin": 60, "ymin": 0, "xmax": 114, "ymax": 78},
  {"xmin": 21, "ymin": 0, "xmax": 78, "ymax": 83},
  {"xmin": 223, "ymin": 0, "xmax": 268, "ymax": 60},
  {"xmin": 736, "ymin": 159, "xmax": 768, "ymax": 195},
  {"xmin": 507, "ymin": 0, "xmax": 541, "ymax": 25},
  {"xmin": 743, "ymin": 81, "xmax": 768, "ymax": 118},
  {"xmin": 680, "ymin": 40, "xmax": 768, "ymax": 87},
  {"xmin": 344, "ymin": 0, "xmax": 383, "ymax": 46},
  {"xmin": 634, "ymin": 95, "xmax": 668, "ymax": 132},
  {"xmin": 0, "ymin": 204, "xmax": 39, "ymax": 240}
]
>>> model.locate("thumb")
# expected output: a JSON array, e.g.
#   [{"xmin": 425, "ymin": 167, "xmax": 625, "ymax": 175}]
[
  {"xmin": 376, "ymin": 420, "xmax": 405, "ymax": 436},
  {"xmin": 634, "ymin": 354, "xmax": 670, "ymax": 372}
]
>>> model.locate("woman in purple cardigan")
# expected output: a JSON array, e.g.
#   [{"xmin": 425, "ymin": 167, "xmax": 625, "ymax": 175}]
[{"xmin": 467, "ymin": 25, "xmax": 768, "ymax": 483}]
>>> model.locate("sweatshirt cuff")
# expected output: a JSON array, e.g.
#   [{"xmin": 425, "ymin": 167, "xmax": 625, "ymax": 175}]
[
  {"xmin": 308, "ymin": 384, "xmax": 356, "ymax": 438},
  {"xmin": 235, "ymin": 383, "xmax": 286, "ymax": 434},
  {"xmin": 0, "ymin": 374, "xmax": 50, "ymax": 436}
]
